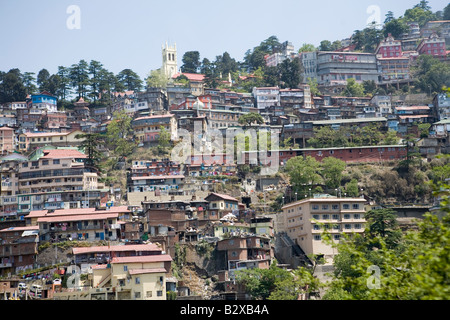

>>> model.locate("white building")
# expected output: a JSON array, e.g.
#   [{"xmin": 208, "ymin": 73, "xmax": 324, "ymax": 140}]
[{"xmin": 252, "ymin": 87, "xmax": 280, "ymax": 110}]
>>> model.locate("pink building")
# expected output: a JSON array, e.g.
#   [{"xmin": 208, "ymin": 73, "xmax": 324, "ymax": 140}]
[
  {"xmin": 0, "ymin": 127, "xmax": 15, "ymax": 154},
  {"xmin": 375, "ymin": 33, "xmax": 403, "ymax": 58},
  {"xmin": 416, "ymin": 33, "xmax": 446, "ymax": 57}
]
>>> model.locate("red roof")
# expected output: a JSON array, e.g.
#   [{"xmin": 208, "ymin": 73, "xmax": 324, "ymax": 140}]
[
  {"xmin": 172, "ymin": 72, "xmax": 205, "ymax": 82},
  {"xmin": 41, "ymin": 149, "xmax": 87, "ymax": 159},
  {"xmin": 111, "ymin": 254, "xmax": 172, "ymax": 264},
  {"xmin": 36, "ymin": 213, "xmax": 119, "ymax": 223},
  {"xmin": 205, "ymin": 192, "xmax": 239, "ymax": 202},
  {"xmin": 133, "ymin": 114, "xmax": 174, "ymax": 121},
  {"xmin": 128, "ymin": 268, "xmax": 167, "ymax": 275},
  {"xmin": 72, "ymin": 244, "xmax": 161, "ymax": 255}
]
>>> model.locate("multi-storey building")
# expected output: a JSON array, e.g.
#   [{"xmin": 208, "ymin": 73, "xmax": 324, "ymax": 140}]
[
  {"xmin": 316, "ymin": 51, "xmax": 379, "ymax": 87},
  {"xmin": 416, "ymin": 33, "xmax": 447, "ymax": 58},
  {"xmin": 17, "ymin": 130, "xmax": 84, "ymax": 152},
  {"xmin": 252, "ymin": 87, "xmax": 280, "ymax": 110},
  {"xmin": 217, "ymin": 235, "xmax": 273, "ymax": 280},
  {"xmin": 432, "ymin": 92, "xmax": 450, "ymax": 121},
  {"xmin": 0, "ymin": 160, "xmax": 20, "ymax": 220},
  {"xmin": 0, "ymin": 225, "xmax": 39, "ymax": 276},
  {"xmin": 300, "ymin": 51, "xmax": 318, "ymax": 82},
  {"xmin": 264, "ymin": 41, "xmax": 296, "ymax": 67},
  {"xmin": 420, "ymin": 20, "xmax": 450, "ymax": 40},
  {"xmin": 30, "ymin": 91, "xmax": 58, "ymax": 113},
  {"xmin": 279, "ymin": 196, "xmax": 367, "ymax": 264},
  {"xmin": 375, "ymin": 34, "xmax": 412, "ymax": 83},
  {"xmin": 0, "ymin": 127, "xmax": 15, "ymax": 155},
  {"xmin": 370, "ymin": 95, "xmax": 392, "ymax": 117},
  {"xmin": 132, "ymin": 114, "xmax": 178, "ymax": 144},
  {"xmin": 16, "ymin": 149, "xmax": 102, "ymax": 216},
  {"xmin": 279, "ymin": 86, "xmax": 312, "ymax": 111}
]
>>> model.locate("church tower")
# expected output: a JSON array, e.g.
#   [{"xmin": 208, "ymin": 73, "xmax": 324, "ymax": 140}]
[{"xmin": 162, "ymin": 42, "xmax": 178, "ymax": 79}]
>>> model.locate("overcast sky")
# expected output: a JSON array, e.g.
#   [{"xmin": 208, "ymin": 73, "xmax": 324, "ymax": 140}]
[{"xmin": 0, "ymin": 0, "xmax": 447, "ymax": 80}]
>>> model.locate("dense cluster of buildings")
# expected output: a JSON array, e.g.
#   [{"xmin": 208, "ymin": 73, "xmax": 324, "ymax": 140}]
[{"xmin": 0, "ymin": 19, "xmax": 449, "ymax": 300}]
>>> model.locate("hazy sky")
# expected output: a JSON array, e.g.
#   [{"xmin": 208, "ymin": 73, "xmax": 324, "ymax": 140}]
[{"xmin": 0, "ymin": 0, "xmax": 448, "ymax": 80}]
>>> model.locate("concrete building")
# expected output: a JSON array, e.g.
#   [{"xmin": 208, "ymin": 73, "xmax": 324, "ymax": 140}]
[
  {"xmin": 416, "ymin": 33, "xmax": 447, "ymax": 58},
  {"xmin": 17, "ymin": 130, "xmax": 84, "ymax": 152},
  {"xmin": 132, "ymin": 114, "xmax": 178, "ymax": 144},
  {"xmin": 300, "ymin": 51, "xmax": 318, "ymax": 82},
  {"xmin": 0, "ymin": 225, "xmax": 39, "ymax": 276},
  {"xmin": 217, "ymin": 235, "xmax": 273, "ymax": 280},
  {"xmin": 252, "ymin": 87, "xmax": 280, "ymax": 110},
  {"xmin": 53, "ymin": 245, "xmax": 172, "ymax": 300},
  {"xmin": 0, "ymin": 127, "xmax": 15, "ymax": 155},
  {"xmin": 316, "ymin": 51, "xmax": 379, "ymax": 88},
  {"xmin": 15, "ymin": 149, "xmax": 104, "ymax": 216},
  {"xmin": 30, "ymin": 91, "xmax": 58, "ymax": 113},
  {"xmin": 264, "ymin": 41, "xmax": 296, "ymax": 67},
  {"xmin": 279, "ymin": 196, "xmax": 367, "ymax": 264},
  {"xmin": 432, "ymin": 93, "xmax": 450, "ymax": 121}
]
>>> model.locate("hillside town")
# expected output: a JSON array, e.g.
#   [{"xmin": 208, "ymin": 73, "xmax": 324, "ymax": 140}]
[{"xmin": 0, "ymin": 1, "xmax": 449, "ymax": 302}]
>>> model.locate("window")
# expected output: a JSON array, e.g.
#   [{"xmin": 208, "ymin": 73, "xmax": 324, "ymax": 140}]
[
  {"xmin": 135, "ymin": 277, "xmax": 140, "ymax": 284},
  {"xmin": 355, "ymin": 224, "xmax": 362, "ymax": 229},
  {"xmin": 332, "ymin": 214, "xmax": 339, "ymax": 220},
  {"xmin": 322, "ymin": 214, "xmax": 329, "ymax": 220},
  {"xmin": 312, "ymin": 205, "xmax": 319, "ymax": 210},
  {"xmin": 314, "ymin": 235, "xmax": 321, "ymax": 240},
  {"xmin": 135, "ymin": 292, "xmax": 141, "ymax": 299},
  {"xmin": 157, "ymin": 291, "xmax": 163, "ymax": 297},
  {"xmin": 322, "ymin": 205, "xmax": 329, "ymax": 210},
  {"xmin": 344, "ymin": 224, "xmax": 351, "ymax": 229},
  {"xmin": 312, "ymin": 214, "xmax": 319, "ymax": 220},
  {"xmin": 344, "ymin": 214, "xmax": 350, "ymax": 219},
  {"xmin": 354, "ymin": 214, "xmax": 360, "ymax": 219},
  {"xmin": 314, "ymin": 225, "xmax": 321, "ymax": 230},
  {"xmin": 146, "ymin": 291, "xmax": 152, "ymax": 298},
  {"xmin": 343, "ymin": 204, "xmax": 350, "ymax": 209},
  {"xmin": 352, "ymin": 204, "xmax": 359, "ymax": 209},
  {"xmin": 332, "ymin": 204, "xmax": 339, "ymax": 210},
  {"xmin": 334, "ymin": 235, "xmax": 341, "ymax": 240},
  {"xmin": 123, "ymin": 265, "xmax": 128, "ymax": 271},
  {"xmin": 53, "ymin": 159, "xmax": 60, "ymax": 165}
]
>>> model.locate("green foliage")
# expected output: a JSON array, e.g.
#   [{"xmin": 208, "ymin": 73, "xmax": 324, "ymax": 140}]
[
  {"xmin": 298, "ymin": 43, "xmax": 317, "ymax": 53},
  {"xmin": 345, "ymin": 178, "xmax": 360, "ymax": 197},
  {"xmin": 307, "ymin": 78, "xmax": 322, "ymax": 96},
  {"xmin": 146, "ymin": 69, "xmax": 169, "ymax": 88},
  {"xmin": 323, "ymin": 194, "xmax": 450, "ymax": 300},
  {"xmin": 321, "ymin": 157, "xmax": 346, "ymax": 189},
  {"xmin": 116, "ymin": 68, "xmax": 143, "ymax": 92},
  {"xmin": 76, "ymin": 132, "xmax": 104, "ymax": 170},
  {"xmin": 238, "ymin": 112, "xmax": 264, "ymax": 126},
  {"xmin": 0, "ymin": 68, "xmax": 27, "ymax": 103},
  {"xmin": 106, "ymin": 110, "xmax": 137, "ymax": 160},
  {"xmin": 181, "ymin": 51, "xmax": 201, "ymax": 73},
  {"xmin": 413, "ymin": 55, "xmax": 450, "ymax": 94},
  {"xmin": 342, "ymin": 78, "xmax": 365, "ymax": 97},
  {"xmin": 285, "ymin": 156, "xmax": 323, "ymax": 193}
]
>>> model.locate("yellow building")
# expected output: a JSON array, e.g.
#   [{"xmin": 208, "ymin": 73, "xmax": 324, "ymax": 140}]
[
  {"xmin": 280, "ymin": 196, "xmax": 367, "ymax": 264},
  {"xmin": 54, "ymin": 254, "xmax": 172, "ymax": 300},
  {"xmin": 18, "ymin": 130, "xmax": 84, "ymax": 152}
]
